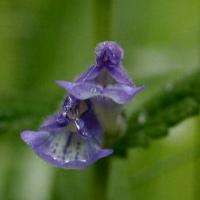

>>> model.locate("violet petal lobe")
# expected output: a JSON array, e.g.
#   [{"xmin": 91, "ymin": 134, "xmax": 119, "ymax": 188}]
[
  {"xmin": 56, "ymin": 81, "xmax": 103, "ymax": 100},
  {"xmin": 75, "ymin": 65, "xmax": 101, "ymax": 83},
  {"xmin": 95, "ymin": 41, "xmax": 124, "ymax": 66},
  {"xmin": 104, "ymin": 84, "xmax": 145, "ymax": 104},
  {"xmin": 21, "ymin": 128, "xmax": 112, "ymax": 169},
  {"xmin": 76, "ymin": 107, "xmax": 102, "ymax": 143},
  {"xmin": 76, "ymin": 63, "xmax": 133, "ymax": 86},
  {"xmin": 106, "ymin": 65, "xmax": 133, "ymax": 86},
  {"xmin": 56, "ymin": 80, "xmax": 144, "ymax": 104},
  {"xmin": 40, "ymin": 113, "xmax": 69, "ymax": 130}
]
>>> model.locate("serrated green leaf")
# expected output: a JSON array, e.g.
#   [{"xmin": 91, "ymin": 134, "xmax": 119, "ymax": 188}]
[{"xmin": 114, "ymin": 70, "xmax": 200, "ymax": 156}]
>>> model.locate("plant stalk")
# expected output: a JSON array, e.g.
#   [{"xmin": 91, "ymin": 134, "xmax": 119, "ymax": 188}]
[
  {"xmin": 93, "ymin": 0, "xmax": 113, "ymax": 44},
  {"xmin": 91, "ymin": 157, "xmax": 111, "ymax": 200},
  {"xmin": 91, "ymin": 1, "xmax": 113, "ymax": 199}
]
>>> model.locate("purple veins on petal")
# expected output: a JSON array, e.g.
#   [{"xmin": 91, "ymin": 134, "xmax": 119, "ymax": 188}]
[{"xmin": 21, "ymin": 129, "xmax": 112, "ymax": 169}]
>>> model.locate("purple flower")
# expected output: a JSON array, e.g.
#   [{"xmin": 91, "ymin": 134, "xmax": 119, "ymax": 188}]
[
  {"xmin": 21, "ymin": 41, "xmax": 144, "ymax": 169},
  {"xmin": 57, "ymin": 41, "xmax": 144, "ymax": 104},
  {"xmin": 56, "ymin": 41, "xmax": 144, "ymax": 135},
  {"xmin": 21, "ymin": 97, "xmax": 112, "ymax": 169}
]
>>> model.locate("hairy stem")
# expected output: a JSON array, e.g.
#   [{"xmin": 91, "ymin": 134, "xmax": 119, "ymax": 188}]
[
  {"xmin": 90, "ymin": 1, "xmax": 113, "ymax": 199},
  {"xmin": 91, "ymin": 158, "xmax": 111, "ymax": 200}
]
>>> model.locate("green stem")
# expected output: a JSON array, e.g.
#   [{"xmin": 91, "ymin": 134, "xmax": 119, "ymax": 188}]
[
  {"xmin": 93, "ymin": 0, "xmax": 113, "ymax": 43},
  {"xmin": 91, "ymin": 1, "xmax": 113, "ymax": 199},
  {"xmin": 91, "ymin": 158, "xmax": 111, "ymax": 200}
]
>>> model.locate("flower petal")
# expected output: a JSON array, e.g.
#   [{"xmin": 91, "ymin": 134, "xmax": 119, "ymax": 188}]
[
  {"xmin": 95, "ymin": 41, "xmax": 123, "ymax": 65},
  {"xmin": 40, "ymin": 113, "xmax": 69, "ymax": 130},
  {"xmin": 21, "ymin": 129, "xmax": 112, "ymax": 169},
  {"xmin": 57, "ymin": 81, "xmax": 144, "ymax": 104},
  {"xmin": 75, "ymin": 65, "xmax": 101, "ymax": 82},
  {"xmin": 79, "ymin": 107, "xmax": 102, "ymax": 143},
  {"xmin": 104, "ymin": 84, "xmax": 145, "ymax": 104},
  {"xmin": 76, "ymin": 64, "xmax": 133, "ymax": 86},
  {"xmin": 56, "ymin": 81, "xmax": 103, "ymax": 100},
  {"xmin": 107, "ymin": 65, "xmax": 133, "ymax": 86}
]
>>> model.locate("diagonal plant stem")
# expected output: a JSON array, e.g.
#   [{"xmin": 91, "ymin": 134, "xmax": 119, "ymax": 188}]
[{"xmin": 114, "ymin": 70, "xmax": 200, "ymax": 156}]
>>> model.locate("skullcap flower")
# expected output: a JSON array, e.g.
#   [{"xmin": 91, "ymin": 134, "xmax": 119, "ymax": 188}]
[
  {"xmin": 57, "ymin": 41, "xmax": 144, "ymax": 104},
  {"xmin": 21, "ymin": 41, "xmax": 144, "ymax": 169},
  {"xmin": 21, "ymin": 97, "xmax": 112, "ymax": 169}
]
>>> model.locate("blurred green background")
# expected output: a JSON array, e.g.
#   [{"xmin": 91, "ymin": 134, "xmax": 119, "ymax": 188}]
[{"xmin": 0, "ymin": 0, "xmax": 199, "ymax": 199}]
